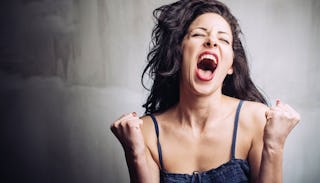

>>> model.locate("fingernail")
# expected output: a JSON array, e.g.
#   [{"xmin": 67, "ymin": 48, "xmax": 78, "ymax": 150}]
[
  {"xmin": 276, "ymin": 99, "xmax": 280, "ymax": 105},
  {"xmin": 132, "ymin": 112, "xmax": 137, "ymax": 116}
]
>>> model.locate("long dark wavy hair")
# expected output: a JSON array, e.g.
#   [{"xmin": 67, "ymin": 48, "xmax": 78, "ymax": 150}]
[{"xmin": 142, "ymin": 0, "xmax": 267, "ymax": 114}]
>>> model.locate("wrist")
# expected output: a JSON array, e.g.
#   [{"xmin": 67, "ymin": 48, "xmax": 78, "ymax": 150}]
[
  {"xmin": 263, "ymin": 134, "xmax": 285, "ymax": 151},
  {"xmin": 124, "ymin": 148, "xmax": 150, "ymax": 183},
  {"xmin": 263, "ymin": 141, "xmax": 284, "ymax": 154},
  {"xmin": 124, "ymin": 147, "xmax": 146, "ymax": 160}
]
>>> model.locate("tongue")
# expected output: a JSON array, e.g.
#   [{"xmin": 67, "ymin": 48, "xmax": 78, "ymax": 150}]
[{"xmin": 196, "ymin": 68, "xmax": 213, "ymax": 81}]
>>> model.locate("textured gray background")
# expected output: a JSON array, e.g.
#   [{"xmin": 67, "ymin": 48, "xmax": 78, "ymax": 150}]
[{"xmin": 1, "ymin": 0, "xmax": 319, "ymax": 182}]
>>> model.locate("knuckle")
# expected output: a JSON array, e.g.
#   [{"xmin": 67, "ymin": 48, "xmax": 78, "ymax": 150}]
[
  {"xmin": 110, "ymin": 121, "xmax": 118, "ymax": 130},
  {"xmin": 121, "ymin": 120, "xmax": 129, "ymax": 127},
  {"xmin": 128, "ymin": 121, "xmax": 140, "ymax": 129},
  {"xmin": 287, "ymin": 115, "xmax": 295, "ymax": 121},
  {"xmin": 127, "ymin": 122, "xmax": 135, "ymax": 128},
  {"xmin": 117, "ymin": 113, "xmax": 132, "ymax": 120}
]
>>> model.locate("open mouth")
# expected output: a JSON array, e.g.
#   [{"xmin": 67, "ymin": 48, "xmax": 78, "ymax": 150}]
[{"xmin": 196, "ymin": 53, "xmax": 218, "ymax": 81}]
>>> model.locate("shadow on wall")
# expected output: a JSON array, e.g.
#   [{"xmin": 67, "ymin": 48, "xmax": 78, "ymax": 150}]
[
  {"xmin": 0, "ymin": 0, "xmax": 150, "ymax": 182},
  {"xmin": 0, "ymin": 71, "xmax": 145, "ymax": 183}
]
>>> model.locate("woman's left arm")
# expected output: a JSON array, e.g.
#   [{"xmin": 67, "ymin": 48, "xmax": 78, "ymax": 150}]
[{"xmin": 248, "ymin": 100, "xmax": 300, "ymax": 183}]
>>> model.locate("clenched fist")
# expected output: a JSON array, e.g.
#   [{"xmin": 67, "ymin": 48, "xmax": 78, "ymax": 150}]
[
  {"xmin": 264, "ymin": 100, "xmax": 301, "ymax": 149},
  {"xmin": 110, "ymin": 112, "xmax": 145, "ymax": 156}
]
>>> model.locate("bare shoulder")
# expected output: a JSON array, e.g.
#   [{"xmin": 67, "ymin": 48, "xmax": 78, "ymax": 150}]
[
  {"xmin": 241, "ymin": 100, "xmax": 269, "ymax": 130},
  {"xmin": 140, "ymin": 115, "xmax": 157, "ymax": 144}
]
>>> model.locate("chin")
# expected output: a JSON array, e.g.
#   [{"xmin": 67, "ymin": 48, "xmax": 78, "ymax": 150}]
[{"xmin": 191, "ymin": 83, "xmax": 219, "ymax": 97}]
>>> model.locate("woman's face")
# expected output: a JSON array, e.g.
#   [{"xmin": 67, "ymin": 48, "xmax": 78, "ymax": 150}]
[{"xmin": 181, "ymin": 13, "xmax": 234, "ymax": 96}]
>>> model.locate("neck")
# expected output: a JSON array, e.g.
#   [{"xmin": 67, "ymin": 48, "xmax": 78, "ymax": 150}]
[{"xmin": 175, "ymin": 87, "xmax": 227, "ymax": 132}]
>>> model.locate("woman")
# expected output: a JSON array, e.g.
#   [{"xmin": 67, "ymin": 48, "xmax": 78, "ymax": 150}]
[{"xmin": 111, "ymin": 0, "xmax": 300, "ymax": 182}]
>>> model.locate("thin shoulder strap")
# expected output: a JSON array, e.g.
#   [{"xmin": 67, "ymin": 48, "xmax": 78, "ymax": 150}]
[
  {"xmin": 231, "ymin": 100, "xmax": 244, "ymax": 159},
  {"xmin": 150, "ymin": 114, "xmax": 164, "ymax": 169}
]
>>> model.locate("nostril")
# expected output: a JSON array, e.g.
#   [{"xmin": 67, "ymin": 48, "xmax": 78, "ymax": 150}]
[
  {"xmin": 204, "ymin": 40, "xmax": 217, "ymax": 47},
  {"xmin": 205, "ymin": 41, "xmax": 211, "ymax": 47}
]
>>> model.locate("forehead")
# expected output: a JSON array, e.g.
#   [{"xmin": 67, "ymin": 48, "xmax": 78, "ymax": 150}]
[{"xmin": 188, "ymin": 13, "xmax": 232, "ymax": 34}]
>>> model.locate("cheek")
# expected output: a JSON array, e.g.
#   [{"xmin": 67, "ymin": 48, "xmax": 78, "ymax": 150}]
[
  {"xmin": 223, "ymin": 47, "xmax": 234, "ymax": 66},
  {"xmin": 182, "ymin": 44, "xmax": 196, "ymax": 68},
  {"xmin": 181, "ymin": 54, "xmax": 193, "ymax": 75},
  {"xmin": 181, "ymin": 47, "xmax": 198, "ymax": 81}
]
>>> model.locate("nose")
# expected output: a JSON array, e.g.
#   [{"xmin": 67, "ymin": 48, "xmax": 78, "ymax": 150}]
[{"xmin": 204, "ymin": 38, "xmax": 217, "ymax": 48}]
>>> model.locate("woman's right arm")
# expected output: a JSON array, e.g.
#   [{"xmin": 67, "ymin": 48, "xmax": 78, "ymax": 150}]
[{"xmin": 110, "ymin": 112, "xmax": 159, "ymax": 183}]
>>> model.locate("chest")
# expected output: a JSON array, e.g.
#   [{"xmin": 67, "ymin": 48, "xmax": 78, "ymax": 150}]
[{"xmin": 154, "ymin": 121, "xmax": 251, "ymax": 174}]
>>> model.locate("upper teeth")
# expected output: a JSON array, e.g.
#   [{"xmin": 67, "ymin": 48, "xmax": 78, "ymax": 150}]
[{"xmin": 200, "ymin": 54, "xmax": 217, "ymax": 64}]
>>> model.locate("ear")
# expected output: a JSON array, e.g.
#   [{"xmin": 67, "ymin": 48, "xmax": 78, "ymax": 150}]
[{"xmin": 227, "ymin": 67, "xmax": 233, "ymax": 75}]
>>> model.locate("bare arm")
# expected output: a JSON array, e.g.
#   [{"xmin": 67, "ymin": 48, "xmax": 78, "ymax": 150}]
[
  {"xmin": 257, "ymin": 144, "xmax": 284, "ymax": 183},
  {"xmin": 248, "ymin": 100, "xmax": 300, "ymax": 183},
  {"xmin": 110, "ymin": 113, "xmax": 159, "ymax": 183},
  {"xmin": 124, "ymin": 149, "xmax": 151, "ymax": 183}
]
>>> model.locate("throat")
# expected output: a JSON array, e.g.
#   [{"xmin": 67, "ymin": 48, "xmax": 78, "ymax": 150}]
[
  {"xmin": 176, "ymin": 104, "xmax": 212, "ymax": 134},
  {"xmin": 175, "ymin": 95, "xmax": 229, "ymax": 131}
]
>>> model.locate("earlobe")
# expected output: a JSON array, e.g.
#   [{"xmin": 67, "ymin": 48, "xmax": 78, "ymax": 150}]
[{"xmin": 227, "ymin": 67, "xmax": 233, "ymax": 75}]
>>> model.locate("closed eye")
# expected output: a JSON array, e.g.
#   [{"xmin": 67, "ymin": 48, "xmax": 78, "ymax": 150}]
[
  {"xmin": 220, "ymin": 38, "xmax": 230, "ymax": 44},
  {"xmin": 192, "ymin": 33, "xmax": 205, "ymax": 37}
]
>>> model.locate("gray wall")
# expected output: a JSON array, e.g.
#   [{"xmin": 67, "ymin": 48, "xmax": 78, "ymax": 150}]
[{"xmin": 1, "ymin": 0, "xmax": 319, "ymax": 182}]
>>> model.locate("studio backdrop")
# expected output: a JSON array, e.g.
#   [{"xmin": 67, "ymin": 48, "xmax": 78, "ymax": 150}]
[{"xmin": 1, "ymin": 0, "xmax": 319, "ymax": 182}]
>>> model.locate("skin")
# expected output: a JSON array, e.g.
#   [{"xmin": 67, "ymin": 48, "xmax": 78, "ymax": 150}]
[{"xmin": 110, "ymin": 13, "xmax": 300, "ymax": 183}]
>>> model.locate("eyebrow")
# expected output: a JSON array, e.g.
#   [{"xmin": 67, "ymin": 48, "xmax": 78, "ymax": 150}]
[{"xmin": 192, "ymin": 27, "xmax": 230, "ymax": 36}]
